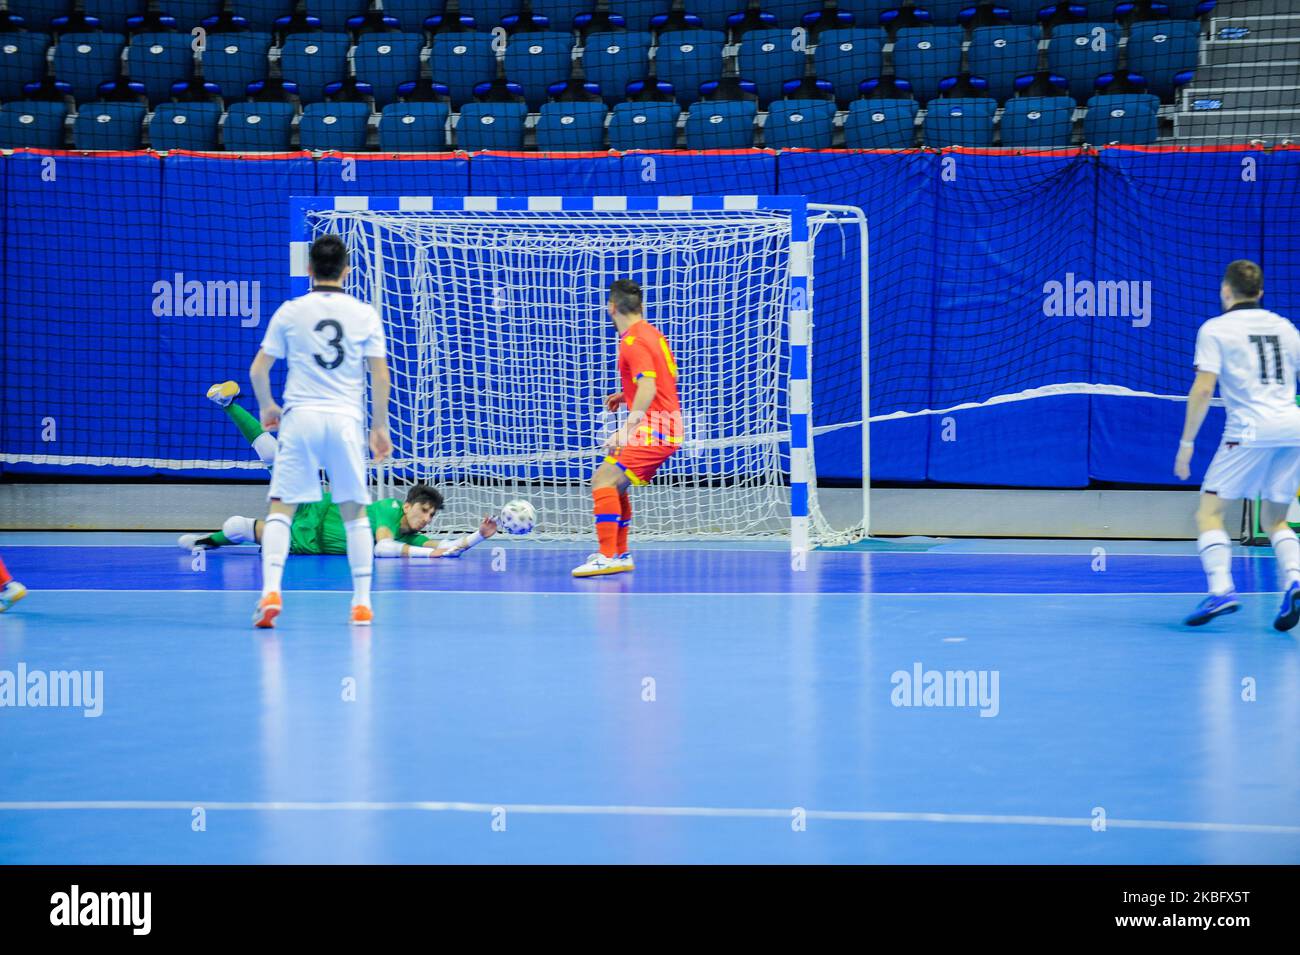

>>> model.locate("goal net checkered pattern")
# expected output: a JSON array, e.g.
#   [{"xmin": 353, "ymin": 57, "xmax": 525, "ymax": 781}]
[{"xmin": 293, "ymin": 196, "xmax": 868, "ymax": 547}]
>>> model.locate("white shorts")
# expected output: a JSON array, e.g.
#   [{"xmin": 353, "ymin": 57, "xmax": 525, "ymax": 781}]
[
  {"xmin": 1201, "ymin": 441, "xmax": 1300, "ymax": 504},
  {"xmin": 267, "ymin": 408, "xmax": 370, "ymax": 505}
]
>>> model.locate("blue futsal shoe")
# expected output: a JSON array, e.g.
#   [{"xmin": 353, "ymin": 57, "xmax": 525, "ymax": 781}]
[
  {"xmin": 1184, "ymin": 591, "xmax": 1239, "ymax": 626},
  {"xmin": 1273, "ymin": 582, "xmax": 1300, "ymax": 632}
]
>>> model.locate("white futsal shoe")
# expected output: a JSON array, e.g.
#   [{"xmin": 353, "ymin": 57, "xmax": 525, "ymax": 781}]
[
  {"xmin": 178, "ymin": 533, "xmax": 213, "ymax": 551},
  {"xmin": 571, "ymin": 552, "xmax": 633, "ymax": 577}
]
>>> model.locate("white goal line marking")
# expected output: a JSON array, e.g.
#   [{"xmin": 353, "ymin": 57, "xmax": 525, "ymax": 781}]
[
  {"xmin": 0, "ymin": 800, "xmax": 1295, "ymax": 835},
  {"xmin": 19, "ymin": 588, "xmax": 1274, "ymax": 597}
]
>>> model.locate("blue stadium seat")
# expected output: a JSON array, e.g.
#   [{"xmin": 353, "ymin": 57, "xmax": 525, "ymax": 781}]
[
  {"xmin": 300, "ymin": 100, "xmax": 371, "ymax": 150},
  {"xmin": 683, "ymin": 0, "xmax": 742, "ymax": 32},
  {"xmin": 1046, "ymin": 23, "xmax": 1118, "ymax": 103},
  {"xmin": 1162, "ymin": 0, "xmax": 1215, "ymax": 18},
  {"xmin": 923, "ymin": 96, "xmax": 997, "ymax": 146},
  {"xmin": 581, "ymin": 31, "xmax": 651, "ymax": 105},
  {"xmin": 737, "ymin": 28, "xmax": 807, "ymax": 105},
  {"xmin": 455, "ymin": 0, "xmax": 525, "ymax": 31},
  {"xmin": 759, "ymin": 0, "xmax": 816, "ymax": 28},
  {"xmin": 1083, "ymin": 92, "xmax": 1158, "ymax": 143},
  {"xmin": 0, "ymin": 100, "xmax": 67, "ymax": 148},
  {"xmin": 354, "ymin": 33, "xmax": 425, "ymax": 108},
  {"xmin": 607, "ymin": 100, "xmax": 680, "ymax": 149},
  {"xmin": 531, "ymin": 0, "xmax": 595, "ymax": 32},
  {"xmin": 1126, "ymin": 20, "xmax": 1200, "ymax": 99},
  {"xmin": 831, "ymin": 0, "xmax": 895, "ymax": 27},
  {"xmin": 379, "ymin": 101, "xmax": 450, "ymax": 151},
  {"xmin": 999, "ymin": 94, "xmax": 1075, "ymax": 146},
  {"xmin": 7, "ymin": 2, "xmax": 71, "ymax": 31},
  {"xmin": 504, "ymin": 32, "xmax": 574, "ymax": 108},
  {"xmin": 1, "ymin": 33, "xmax": 51, "ymax": 101},
  {"xmin": 607, "ymin": 0, "xmax": 671, "ymax": 31},
  {"xmin": 53, "ymin": 33, "xmax": 126, "ymax": 103},
  {"xmin": 653, "ymin": 29, "xmax": 724, "ymax": 106},
  {"xmin": 200, "ymin": 31, "xmax": 271, "ymax": 100},
  {"xmin": 763, "ymin": 98, "xmax": 834, "ymax": 148},
  {"xmin": 379, "ymin": 1, "xmax": 439, "ymax": 32},
  {"xmin": 1000, "ymin": 0, "xmax": 1046, "ymax": 22},
  {"xmin": 967, "ymin": 25, "xmax": 1041, "ymax": 102},
  {"xmin": 302, "ymin": 1, "xmax": 370, "ymax": 31},
  {"xmin": 159, "ymin": 2, "xmax": 224, "ymax": 30},
  {"xmin": 919, "ymin": 0, "xmax": 973, "ymax": 25},
  {"xmin": 73, "ymin": 102, "xmax": 146, "ymax": 149},
  {"xmin": 222, "ymin": 100, "xmax": 295, "ymax": 150},
  {"xmin": 843, "ymin": 98, "xmax": 917, "ymax": 147},
  {"xmin": 684, "ymin": 99, "xmax": 755, "ymax": 148},
  {"xmin": 890, "ymin": 26, "xmax": 963, "ymax": 103},
  {"xmin": 83, "ymin": 2, "xmax": 146, "ymax": 34},
  {"xmin": 279, "ymin": 32, "xmax": 351, "ymax": 105},
  {"xmin": 456, "ymin": 101, "xmax": 527, "ymax": 150},
  {"xmin": 127, "ymin": 33, "xmax": 194, "ymax": 104},
  {"xmin": 429, "ymin": 33, "xmax": 496, "ymax": 107},
  {"xmin": 149, "ymin": 100, "xmax": 221, "ymax": 149},
  {"xmin": 226, "ymin": 0, "xmax": 296, "ymax": 31},
  {"xmin": 813, "ymin": 28, "xmax": 884, "ymax": 105},
  {"xmin": 536, "ymin": 99, "xmax": 607, "ymax": 150}
]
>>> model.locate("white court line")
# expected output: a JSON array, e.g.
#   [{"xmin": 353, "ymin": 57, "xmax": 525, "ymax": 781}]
[
  {"xmin": 21, "ymin": 589, "xmax": 1275, "ymax": 598},
  {"xmin": 0, "ymin": 800, "xmax": 1295, "ymax": 835}
]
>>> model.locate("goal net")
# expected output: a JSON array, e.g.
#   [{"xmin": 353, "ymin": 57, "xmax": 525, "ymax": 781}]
[{"xmin": 293, "ymin": 196, "xmax": 869, "ymax": 549}]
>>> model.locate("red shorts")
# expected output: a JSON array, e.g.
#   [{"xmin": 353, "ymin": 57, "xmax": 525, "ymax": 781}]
[{"xmin": 604, "ymin": 440, "xmax": 679, "ymax": 486}]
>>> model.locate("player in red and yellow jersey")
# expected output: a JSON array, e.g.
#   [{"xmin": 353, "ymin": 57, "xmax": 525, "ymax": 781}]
[{"xmin": 573, "ymin": 279, "xmax": 682, "ymax": 578}]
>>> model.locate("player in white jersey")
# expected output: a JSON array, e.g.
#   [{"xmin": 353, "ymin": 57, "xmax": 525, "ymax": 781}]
[
  {"xmin": 1175, "ymin": 260, "xmax": 1300, "ymax": 630},
  {"xmin": 247, "ymin": 234, "xmax": 393, "ymax": 628}
]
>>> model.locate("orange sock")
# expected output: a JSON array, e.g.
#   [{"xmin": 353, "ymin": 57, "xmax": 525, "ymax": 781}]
[
  {"xmin": 593, "ymin": 487, "xmax": 621, "ymax": 558},
  {"xmin": 616, "ymin": 493, "xmax": 631, "ymax": 555}
]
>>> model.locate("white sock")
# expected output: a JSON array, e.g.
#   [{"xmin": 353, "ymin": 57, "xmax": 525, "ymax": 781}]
[
  {"xmin": 1197, "ymin": 529, "xmax": 1234, "ymax": 596},
  {"xmin": 345, "ymin": 517, "xmax": 373, "ymax": 607},
  {"xmin": 221, "ymin": 515, "xmax": 257, "ymax": 544},
  {"xmin": 252, "ymin": 433, "xmax": 278, "ymax": 466},
  {"xmin": 260, "ymin": 513, "xmax": 291, "ymax": 596},
  {"xmin": 1269, "ymin": 526, "xmax": 1300, "ymax": 588}
]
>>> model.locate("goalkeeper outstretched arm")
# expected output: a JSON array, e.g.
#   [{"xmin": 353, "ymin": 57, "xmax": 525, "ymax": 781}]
[{"xmin": 372, "ymin": 515, "xmax": 499, "ymax": 558}]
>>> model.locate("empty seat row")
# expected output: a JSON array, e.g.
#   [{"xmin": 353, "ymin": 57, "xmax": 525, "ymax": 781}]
[{"xmin": 0, "ymin": 91, "xmax": 1160, "ymax": 151}]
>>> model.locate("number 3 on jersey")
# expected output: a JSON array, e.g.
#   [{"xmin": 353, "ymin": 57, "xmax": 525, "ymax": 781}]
[{"xmin": 314, "ymin": 319, "xmax": 344, "ymax": 370}]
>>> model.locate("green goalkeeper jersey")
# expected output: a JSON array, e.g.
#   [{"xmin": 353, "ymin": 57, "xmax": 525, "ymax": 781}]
[{"xmin": 289, "ymin": 493, "xmax": 432, "ymax": 555}]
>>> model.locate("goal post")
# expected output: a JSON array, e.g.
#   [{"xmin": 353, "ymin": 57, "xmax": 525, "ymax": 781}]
[{"xmin": 290, "ymin": 195, "xmax": 869, "ymax": 549}]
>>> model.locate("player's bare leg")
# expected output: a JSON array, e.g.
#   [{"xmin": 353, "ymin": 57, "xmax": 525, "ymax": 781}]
[
  {"xmin": 573, "ymin": 461, "xmax": 634, "ymax": 577},
  {"xmin": 254, "ymin": 501, "xmax": 295, "ymax": 628},
  {"xmin": 1259, "ymin": 498, "xmax": 1300, "ymax": 631},
  {"xmin": 0, "ymin": 555, "xmax": 27, "ymax": 613},
  {"xmin": 1185, "ymin": 492, "xmax": 1240, "ymax": 626},
  {"xmin": 337, "ymin": 500, "xmax": 374, "ymax": 625}
]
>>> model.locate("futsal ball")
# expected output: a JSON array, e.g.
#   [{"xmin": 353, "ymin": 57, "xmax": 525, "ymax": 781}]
[{"xmin": 499, "ymin": 499, "xmax": 537, "ymax": 535}]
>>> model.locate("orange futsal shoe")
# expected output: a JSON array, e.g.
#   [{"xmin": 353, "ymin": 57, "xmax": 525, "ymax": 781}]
[
  {"xmin": 350, "ymin": 604, "xmax": 373, "ymax": 626},
  {"xmin": 252, "ymin": 592, "xmax": 282, "ymax": 629}
]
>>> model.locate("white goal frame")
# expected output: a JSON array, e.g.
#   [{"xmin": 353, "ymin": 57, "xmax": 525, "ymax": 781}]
[{"xmin": 290, "ymin": 194, "xmax": 869, "ymax": 550}]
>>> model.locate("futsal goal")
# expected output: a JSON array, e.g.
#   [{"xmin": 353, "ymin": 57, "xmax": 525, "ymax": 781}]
[{"xmin": 292, "ymin": 195, "xmax": 870, "ymax": 550}]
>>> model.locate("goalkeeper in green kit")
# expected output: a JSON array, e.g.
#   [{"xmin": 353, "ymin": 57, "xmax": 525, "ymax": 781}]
[{"xmin": 178, "ymin": 382, "xmax": 497, "ymax": 559}]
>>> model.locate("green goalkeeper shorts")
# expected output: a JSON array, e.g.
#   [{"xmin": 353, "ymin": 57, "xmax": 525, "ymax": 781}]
[{"xmin": 289, "ymin": 496, "xmax": 348, "ymax": 555}]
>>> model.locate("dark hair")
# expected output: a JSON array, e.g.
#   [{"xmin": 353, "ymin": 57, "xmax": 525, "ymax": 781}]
[
  {"xmin": 1224, "ymin": 260, "xmax": 1263, "ymax": 300},
  {"xmin": 405, "ymin": 483, "xmax": 444, "ymax": 512},
  {"xmin": 609, "ymin": 279, "xmax": 643, "ymax": 316},
  {"xmin": 310, "ymin": 234, "xmax": 348, "ymax": 283}
]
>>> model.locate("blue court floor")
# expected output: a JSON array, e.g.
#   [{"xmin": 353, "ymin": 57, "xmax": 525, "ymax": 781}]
[{"xmin": 0, "ymin": 533, "xmax": 1297, "ymax": 864}]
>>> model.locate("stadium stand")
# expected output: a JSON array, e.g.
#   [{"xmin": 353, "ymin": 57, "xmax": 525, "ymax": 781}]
[
  {"xmin": 1046, "ymin": 23, "xmax": 1120, "ymax": 103},
  {"xmin": 503, "ymin": 32, "xmax": 575, "ymax": 108},
  {"xmin": 581, "ymin": 31, "xmax": 653, "ymax": 105},
  {"xmin": 1083, "ymin": 92, "xmax": 1160, "ymax": 144},
  {"xmin": 353, "ymin": 32, "xmax": 426, "ymax": 107},
  {"xmin": 429, "ymin": 32, "xmax": 498, "ymax": 108},
  {"xmin": 967, "ymin": 25, "xmax": 1042, "ymax": 102},
  {"xmin": 299, "ymin": 100, "xmax": 371, "ymax": 150},
  {"xmin": 923, "ymin": 96, "xmax": 998, "ymax": 146},
  {"xmin": 127, "ymin": 33, "xmax": 194, "ymax": 105},
  {"xmin": 890, "ymin": 26, "xmax": 963, "ymax": 103},
  {"xmin": 999, "ymin": 94, "xmax": 1077, "ymax": 147},
  {"xmin": 6, "ymin": 1, "xmax": 73, "ymax": 31},
  {"xmin": 52, "ymin": 33, "xmax": 126, "ymax": 103},
  {"xmin": 842, "ymin": 97, "xmax": 918, "ymax": 147},
  {"xmin": 763, "ymin": 98, "xmax": 836, "ymax": 148},
  {"xmin": 1125, "ymin": 19, "xmax": 1201, "ymax": 100},
  {"xmin": 279, "ymin": 32, "xmax": 352, "ymax": 105},
  {"xmin": 226, "ymin": 0, "xmax": 296, "ymax": 31},
  {"xmin": 535, "ymin": 99, "xmax": 607, "ymax": 150},
  {"xmin": 813, "ymin": 29, "xmax": 886, "ymax": 106},
  {"xmin": 1, "ymin": 33, "xmax": 50, "ymax": 101},
  {"xmin": 738, "ymin": 28, "xmax": 808, "ymax": 105},
  {"xmin": 83, "ymin": 2, "xmax": 146, "ymax": 34},
  {"xmin": 0, "ymin": 99, "xmax": 67, "ymax": 148},
  {"xmin": 200, "ymin": 31, "xmax": 273, "ymax": 100}
]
